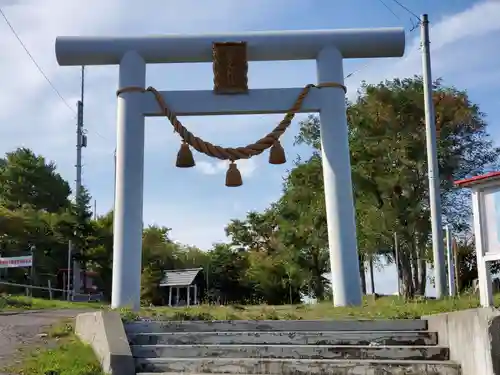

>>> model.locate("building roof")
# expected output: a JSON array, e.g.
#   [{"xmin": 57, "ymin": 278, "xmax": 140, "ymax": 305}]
[
  {"xmin": 455, "ymin": 171, "xmax": 500, "ymax": 188},
  {"xmin": 159, "ymin": 267, "xmax": 202, "ymax": 287}
]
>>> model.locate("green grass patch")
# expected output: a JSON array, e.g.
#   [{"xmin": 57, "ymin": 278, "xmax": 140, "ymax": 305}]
[
  {"xmin": 2, "ymin": 292, "xmax": 499, "ymax": 323},
  {"xmin": 0, "ymin": 294, "xmax": 105, "ymax": 311},
  {"xmin": 121, "ymin": 294, "xmax": 500, "ymax": 322},
  {"xmin": 5, "ymin": 321, "xmax": 105, "ymax": 375}
]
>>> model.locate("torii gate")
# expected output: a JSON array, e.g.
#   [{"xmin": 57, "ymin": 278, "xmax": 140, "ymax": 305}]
[{"xmin": 55, "ymin": 28, "xmax": 405, "ymax": 310}]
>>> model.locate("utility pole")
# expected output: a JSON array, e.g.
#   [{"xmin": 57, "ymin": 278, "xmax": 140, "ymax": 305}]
[
  {"xmin": 72, "ymin": 65, "xmax": 87, "ymax": 297},
  {"xmin": 421, "ymin": 14, "xmax": 446, "ymax": 298}
]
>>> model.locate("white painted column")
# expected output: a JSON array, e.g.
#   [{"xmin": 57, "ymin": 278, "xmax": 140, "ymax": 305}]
[
  {"xmin": 471, "ymin": 189, "xmax": 493, "ymax": 307},
  {"xmin": 316, "ymin": 46, "xmax": 362, "ymax": 306},
  {"xmin": 187, "ymin": 285, "xmax": 191, "ymax": 306},
  {"xmin": 168, "ymin": 286, "xmax": 172, "ymax": 306},
  {"xmin": 111, "ymin": 51, "xmax": 146, "ymax": 310},
  {"xmin": 194, "ymin": 284, "xmax": 198, "ymax": 305}
]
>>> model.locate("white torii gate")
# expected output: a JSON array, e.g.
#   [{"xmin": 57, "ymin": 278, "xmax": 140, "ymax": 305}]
[{"xmin": 55, "ymin": 28, "xmax": 405, "ymax": 310}]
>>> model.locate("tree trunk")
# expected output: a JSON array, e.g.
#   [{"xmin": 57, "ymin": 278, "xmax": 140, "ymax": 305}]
[
  {"xmin": 411, "ymin": 239, "xmax": 420, "ymax": 295},
  {"xmin": 369, "ymin": 255, "xmax": 376, "ymax": 295},
  {"xmin": 312, "ymin": 270, "xmax": 325, "ymax": 300},
  {"xmin": 417, "ymin": 258, "xmax": 427, "ymax": 296},
  {"xmin": 400, "ymin": 251, "xmax": 415, "ymax": 299},
  {"xmin": 359, "ymin": 254, "xmax": 367, "ymax": 295}
]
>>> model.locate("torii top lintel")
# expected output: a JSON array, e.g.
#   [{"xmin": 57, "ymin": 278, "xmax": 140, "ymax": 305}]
[{"xmin": 55, "ymin": 27, "xmax": 405, "ymax": 66}]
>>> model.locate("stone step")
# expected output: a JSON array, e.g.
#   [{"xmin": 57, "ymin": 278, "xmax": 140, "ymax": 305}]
[
  {"xmin": 128, "ymin": 330, "xmax": 438, "ymax": 346},
  {"xmin": 135, "ymin": 358, "xmax": 461, "ymax": 375},
  {"xmin": 131, "ymin": 344, "xmax": 449, "ymax": 361},
  {"xmin": 125, "ymin": 319, "xmax": 427, "ymax": 334}
]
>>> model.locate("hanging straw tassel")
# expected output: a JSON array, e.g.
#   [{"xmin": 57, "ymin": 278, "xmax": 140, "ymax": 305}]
[
  {"xmin": 176, "ymin": 141, "xmax": 195, "ymax": 168},
  {"xmin": 269, "ymin": 140, "xmax": 286, "ymax": 165},
  {"xmin": 225, "ymin": 161, "xmax": 243, "ymax": 187}
]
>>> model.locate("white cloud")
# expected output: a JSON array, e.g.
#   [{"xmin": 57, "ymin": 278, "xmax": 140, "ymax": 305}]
[
  {"xmin": 0, "ymin": 0, "xmax": 305, "ymax": 177},
  {"xmin": 345, "ymin": 0, "xmax": 500, "ymax": 100},
  {"xmin": 197, "ymin": 159, "xmax": 257, "ymax": 178},
  {"xmin": 1, "ymin": 0, "xmax": 499, "ymax": 254}
]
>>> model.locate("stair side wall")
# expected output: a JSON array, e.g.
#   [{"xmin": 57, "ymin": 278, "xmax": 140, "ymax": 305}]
[
  {"xmin": 75, "ymin": 311, "xmax": 135, "ymax": 375},
  {"xmin": 423, "ymin": 307, "xmax": 500, "ymax": 375}
]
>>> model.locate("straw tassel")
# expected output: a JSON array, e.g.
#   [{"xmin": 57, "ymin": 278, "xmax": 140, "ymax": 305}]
[
  {"xmin": 225, "ymin": 161, "xmax": 243, "ymax": 187},
  {"xmin": 269, "ymin": 140, "xmax": 286, "ymax": 165},
  {"xmin": 176, "ymin": 141, "xmax": 195, "ymax": 168}
]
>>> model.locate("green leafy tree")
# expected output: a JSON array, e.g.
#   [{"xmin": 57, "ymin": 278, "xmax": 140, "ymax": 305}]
[
  {"xmin": 294, "ymin": 76, "xmax": 500, "ymax": 298},
  {"xmin": 206, "ymin": 243, "xmax": 252, "ymax": 304},
  {"xmin": 0, "ymin": 148, "xmax": 71, "ymax": 212}
]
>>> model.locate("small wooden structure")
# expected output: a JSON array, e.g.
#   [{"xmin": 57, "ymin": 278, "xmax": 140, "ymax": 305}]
[
  {"xmin": 455, "ymin": 171, "xmax": 500, "ymax": 307},
  {"xmin": 159, "ymin": 267, "xmax": 204, "ymax": 306}
]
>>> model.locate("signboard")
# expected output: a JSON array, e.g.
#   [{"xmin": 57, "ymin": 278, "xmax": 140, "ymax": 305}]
[{"xmin": 0, "ymin": 255, "xmax": 33, "ymax": 268}]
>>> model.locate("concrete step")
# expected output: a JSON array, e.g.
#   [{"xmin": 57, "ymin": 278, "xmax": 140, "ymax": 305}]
[
  {"xmin": 128, "ymin": 330, "xmax": 438, "ymax": 346},
  {"xmin": 135, "ymin": 358, "xmax": 461, "ymax": 375},
  {"xmin": 125, "ymin": 319, "xmax": 427, "ymax": 334},
  {"xmin": 131, "ymin": 344, "xmax": 449, "ymax": 361}
]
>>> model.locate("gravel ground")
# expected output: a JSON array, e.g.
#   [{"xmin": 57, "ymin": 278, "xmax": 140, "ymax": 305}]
[{"xmin": 0, "ymin": 309, "xmax": 90, "ymax": 373}]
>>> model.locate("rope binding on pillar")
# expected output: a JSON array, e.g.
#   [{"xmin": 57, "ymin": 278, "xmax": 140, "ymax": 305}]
[{"xmin": 116, "ymin": 42, "xmax": 347, "ymax": 187}]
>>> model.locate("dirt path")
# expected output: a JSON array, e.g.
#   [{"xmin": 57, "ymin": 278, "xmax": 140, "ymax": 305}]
[{"xmin": 0, "ymin": 309, "xmax": 90, "ymax": 373}]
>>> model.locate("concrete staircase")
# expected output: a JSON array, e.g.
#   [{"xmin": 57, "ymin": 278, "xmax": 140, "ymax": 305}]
[{"xmin": 125, "ymin": 319, "xmax": 461, "ymax": 375}]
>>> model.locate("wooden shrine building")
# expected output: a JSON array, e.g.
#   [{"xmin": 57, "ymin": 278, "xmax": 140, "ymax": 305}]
[{"xmin": 159, "ymin": 267, "xmax": 204, "ymax": 306}]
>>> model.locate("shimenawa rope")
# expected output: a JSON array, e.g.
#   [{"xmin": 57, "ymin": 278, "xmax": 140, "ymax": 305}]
[{"xmin": 116, "ymin": 82, "xmax": 346, "ymax": 162}]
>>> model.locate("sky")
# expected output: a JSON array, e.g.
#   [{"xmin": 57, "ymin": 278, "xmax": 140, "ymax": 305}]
[{"xmin": 0, "ymin": 0, "xmax": 499, "ymax": 296}]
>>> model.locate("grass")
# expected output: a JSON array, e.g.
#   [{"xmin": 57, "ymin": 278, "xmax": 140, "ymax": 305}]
[
  {"xmin": 0, "ymin": 294, "xmax": 104, "ymax": 311},
  {"xmin": 5, "ymin": 320, "xmax": 105, "ymax": 375},
  {"xmin": 3, "ymin": 293, "xmax": 500, "ymax": 323},
  {"xmin": 121, "ymin": 294, "xmax": 500, "ymax": 322}
]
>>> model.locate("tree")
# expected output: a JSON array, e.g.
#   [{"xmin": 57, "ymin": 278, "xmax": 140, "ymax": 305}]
[
  {"xmin": 225, "ymin": 210, "xmax": 280, "ymax": 253},
  {"xmin": 0, "ymin": 148, "xmax": 71, "ymax": 212},
  {"xmin": 274, "ymin": 154, "xmax": 330, "ymax": 300},
  {"xmin": 206, "ymin": 243, "xmax": 252, "ymax": 304},
  {"xmin": 294, "ymin": 76, "xmax": 500, "ymax": 298}
]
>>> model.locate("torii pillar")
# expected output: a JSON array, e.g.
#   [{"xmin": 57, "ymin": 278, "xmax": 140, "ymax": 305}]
[{"xmin": 55, "ymin": 28, "xmax": 405, "ymax": 310}]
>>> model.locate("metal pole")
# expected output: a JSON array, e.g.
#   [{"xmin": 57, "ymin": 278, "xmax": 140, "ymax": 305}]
[
  {"xmin": 421, "ymin": 14, "xmax": 446, "ymax": 299},
  {"xmin": 445, "ymin": 225, "xmax": 456, "ymax": 296},
  {"xmin": 29, "ymin": 245, "xmax": 35, "ymax": 297},
  {"xmin": 453, "ymin": 238, "xmax": 460, "ymax": 293},
  {"xmin": 67, "ymin": 240, "xmax": 72, "ymax": 301},
  {"xmin": 394, "ymin": 232, "xmax": 401, "ymax": 297}
]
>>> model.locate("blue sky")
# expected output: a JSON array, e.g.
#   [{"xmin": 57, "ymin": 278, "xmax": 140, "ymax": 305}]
[{"xmin": 1, "ymin": 0, "xmax": 499, "ymax": 295}]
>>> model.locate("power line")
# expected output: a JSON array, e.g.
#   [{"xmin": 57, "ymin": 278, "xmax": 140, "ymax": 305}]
[
  {"xmin": 0, "ymin": 8, "xmax": 110, "ymax": 143},
  {"xmin": 376, "ymin": 0, "xmax": 402, "ymax": 21},
  {"xmin": 389, "ymin": 0, "xmax": 420, "ymax": 21},
  {"xmin": 0, "ymin": 7, "xmax": 75, "ymax": 114},
  {"xmin": 347, "ymin": 0, "xmax": 422, "ymax": 81}
]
